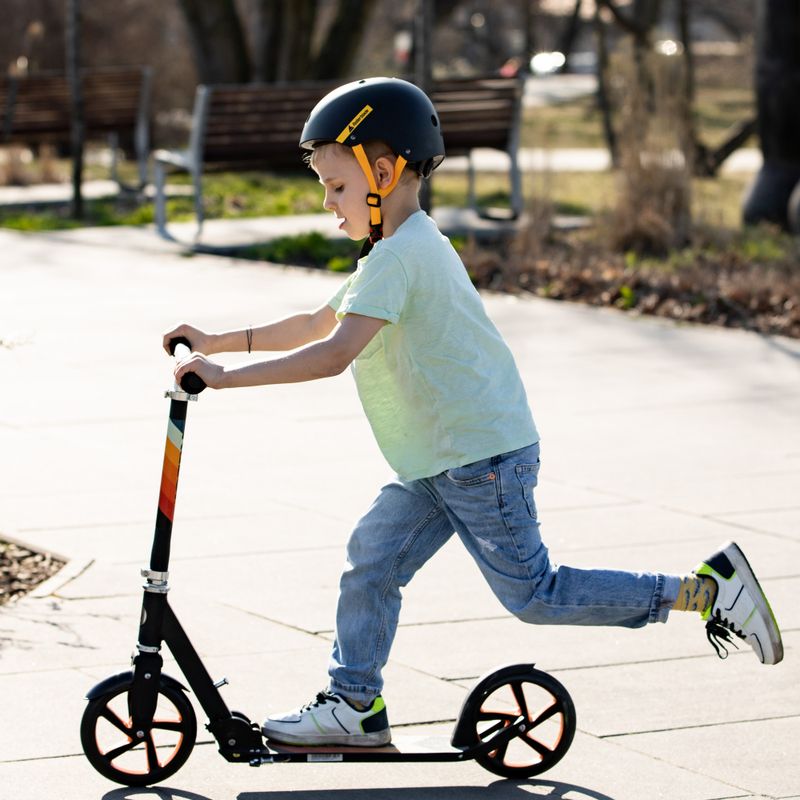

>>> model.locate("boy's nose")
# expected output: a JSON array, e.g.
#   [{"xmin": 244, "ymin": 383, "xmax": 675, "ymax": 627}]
[{"xmin": 323, "ymin": 192, "xmax": 336, "ymax": 212}]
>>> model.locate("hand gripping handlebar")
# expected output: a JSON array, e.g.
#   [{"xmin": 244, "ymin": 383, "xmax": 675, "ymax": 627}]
[{"xmin": 168, "ymin": 336, "xmax": 207, "ymax": 395}]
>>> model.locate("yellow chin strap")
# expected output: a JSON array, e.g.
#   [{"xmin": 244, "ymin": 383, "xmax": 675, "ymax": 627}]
[{"xmin": 352, "ymin": 144, "xmax": 408, "ymax": 244}]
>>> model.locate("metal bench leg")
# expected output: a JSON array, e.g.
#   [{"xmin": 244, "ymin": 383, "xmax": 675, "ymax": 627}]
[
  {"xmin": 192, "ymin": 172, "xmax": 204, "ymax": 243},
  {"xmin": 154, "ymin": 159, "xmax": 171, "ymax": 240},
  {"xmin": 509, "ymin": 149, "xmax": 522, "ymax": 220},
  {"xmin": 136, "ymin": 68, "xmax": 152, "ymax": 190},
  {"xmin": 109, "ymin": 132, "xmax": 120, "ymax": 186},
  {"xmin": 135, "ymin": 128, "xmax": 149, "ymax": 190},
  {"xmin": 109, "ymin": 131, "xmax": 142, "ymax": 195},
  {"xmin": 467, "ymin": 152, "xmax": 477, "ymax": 213}
]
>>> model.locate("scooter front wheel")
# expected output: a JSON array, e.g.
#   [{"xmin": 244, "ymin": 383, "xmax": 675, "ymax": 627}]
[
  {"xmin": 463, "ymin": 666, "xmax": 576, "ymax": 779},
  {"xmin": 80, "ymin": 677, "xmax": 197, "ymax": 786}
]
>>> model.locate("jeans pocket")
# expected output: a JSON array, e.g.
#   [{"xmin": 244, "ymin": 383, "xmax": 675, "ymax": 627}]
[
  {"xmin": 444, "ymin": 457, "xmax": 497, "ymax": 487},
  {"xmin": 514, "ymin": 462, "xmax": 540, "ymax": 519}
]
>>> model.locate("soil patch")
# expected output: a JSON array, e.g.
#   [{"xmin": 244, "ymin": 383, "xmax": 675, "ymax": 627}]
[
  {"xmin": 0, "ymin": 540, "xmax": 64, "ymax": 606},
  {"xmin": 463, "ymin": 227, "xmax": 800, "ymax": 339}
]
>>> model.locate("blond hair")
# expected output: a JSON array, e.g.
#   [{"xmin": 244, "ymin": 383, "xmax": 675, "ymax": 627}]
[{"xmin": 307, "ymin": 141, "xmax": 420, "ymax": 185}]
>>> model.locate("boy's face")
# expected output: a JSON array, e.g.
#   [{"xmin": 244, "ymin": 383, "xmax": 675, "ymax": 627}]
[{"xmin": 313, "ymin": 146, "xmax": 372, "ymax": 241}]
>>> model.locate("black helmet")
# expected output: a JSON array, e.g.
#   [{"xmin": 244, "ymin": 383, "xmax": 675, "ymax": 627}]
[{"xmin": 300, "ymin": 77, "xmax": 445, "ymax": 178}]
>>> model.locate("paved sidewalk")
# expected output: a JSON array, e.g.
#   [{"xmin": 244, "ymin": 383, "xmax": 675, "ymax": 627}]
[{"xmin": 0, "ymin": 220, "xmax": 798, "ymax": 800}]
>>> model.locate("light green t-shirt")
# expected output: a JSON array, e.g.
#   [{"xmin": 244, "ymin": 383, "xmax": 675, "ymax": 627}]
[{"xmin": 328, "ymin": 210, "xmax": 538, "ymax": 481}]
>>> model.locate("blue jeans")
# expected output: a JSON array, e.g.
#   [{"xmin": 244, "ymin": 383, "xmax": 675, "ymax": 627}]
[{"xmin": 328, "ymin": 442, "xmax": 681, "ymax": 703}]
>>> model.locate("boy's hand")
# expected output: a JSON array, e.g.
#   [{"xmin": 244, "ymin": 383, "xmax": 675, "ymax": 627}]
[
  {"xmin": 175, "ymin": 352, "xmax": 226, "ymax": 390},
  {"xmin": 163, "ymin": 323, "xmax": 215, "ymax": 355}
]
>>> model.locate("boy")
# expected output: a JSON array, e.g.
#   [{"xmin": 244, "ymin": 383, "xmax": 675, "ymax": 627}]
[{"xmin": 165, "ymin": 77, "xmax": 783, "ymax": 748}]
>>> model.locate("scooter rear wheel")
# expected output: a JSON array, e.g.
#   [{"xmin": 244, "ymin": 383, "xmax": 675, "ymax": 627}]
[
  {"xmin": 464, "ymin": 666, "xmax": 576, "ymax": 778},
  {"xmin": 80, "ymin": 678, "xmax": 197, "ymax": 786}
]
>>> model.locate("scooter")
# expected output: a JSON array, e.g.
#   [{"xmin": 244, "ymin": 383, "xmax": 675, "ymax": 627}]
[{"xmin": 80, "ymin": 339, "xmax": 577, "ymax": 787}]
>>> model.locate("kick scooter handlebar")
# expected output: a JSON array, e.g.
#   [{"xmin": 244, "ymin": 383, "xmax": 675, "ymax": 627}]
[{"xmin": 168, "ymin": 336, "xmax": 207, "ymax": 395}]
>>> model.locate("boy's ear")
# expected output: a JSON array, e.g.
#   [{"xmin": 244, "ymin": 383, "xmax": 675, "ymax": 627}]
[{"xmin": 373, "ymin": 155, "xmax": 396, "ymax": 190}]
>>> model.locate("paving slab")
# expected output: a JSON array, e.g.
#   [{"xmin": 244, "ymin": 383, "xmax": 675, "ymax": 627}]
[
  {"xmin": 0, "ymin": 666, "xmax": 94, "ymax": 761},
  {"xmin": 18, "ymin": 510, "xmax": 349, "ymax": 566},
  {"xmin": 1, "ymin": 223, "xmax": 798, "ymax": 798},
  {"xmin": 537, "ymin": 502, "xmax": 750, "ymax": 551},
  {"xmin": 0, "ymin": 592, "xmax": 319, "ymax": 676},
  {"xmin": 712, "ymin": 508, "xmax": 800, "ymax": 542},
  {"xmin": 388, "ymin": 614, "xmax": 717, "ymax": 680},
  {"xmin": 620, "ymin": 716, "xmax": 800, "ymax": 799},
  {"xmin": 554, "ymin": 629, "xmax": 798, "ymax": 738}
]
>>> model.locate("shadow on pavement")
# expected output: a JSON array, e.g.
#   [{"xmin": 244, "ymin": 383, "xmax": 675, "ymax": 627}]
[
  {"xmin": 102, "ymin": 789, "xmax": 213, "ymax": 800},
  {"xmin": 101, "ymin": 782, "xmax": 615, "ymax": 800},
  {"xmin": 239, "ymin": 782, "xmax": 615, "ymax": 800}
]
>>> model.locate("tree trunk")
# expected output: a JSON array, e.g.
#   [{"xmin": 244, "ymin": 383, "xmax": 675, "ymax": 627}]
[
  {"xmin": 631, "ymin": 0, "xmax": 660, "ymax": 110},
  {"xmin": 312, "ymin": 0, "xmax": 374, "ymax": 80},
  {"xmin": 522, "ymin": 0, "xmax": 536, "ymax": 69},
  {"xmin": 676, "ymin": 0, "xmax": 699, "ymax": 171},
  {"xmin": 252, "ymin": 0, "xmax": 283, "ymax": 82},
  {"xmin": 743, "ymin": 0, "xmax": 800, "ymax": 229},
  {"xmin": 176, "ymin": 0, "xmax": 250, "ymax": 83},
  {"xmin": 414, "ymin": 0, "xmax": 433, "ymax": 212},
  {"xmin": 593, "ymin": 6, "xmax": 617, "ymax": 166},
  {"xmin": 277, "ymin": 0, "xmax": 317, "ymax": 81},
  {"xmin": 559, "ymin": 0, "xmax": 583, "ymax": 72},
  {"xmin": 65, "ymin": 0, "xmax": 84, "ymax": 219}
]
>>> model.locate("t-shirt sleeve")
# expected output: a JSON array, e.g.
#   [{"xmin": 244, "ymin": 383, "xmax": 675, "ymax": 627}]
[
  {"xmin": 335, "ymin": 249, "xmax": 408, "ymax": 324},
  {"xmin": 327, "ymin": 275, "xmax": 354, "ymax": 314}
]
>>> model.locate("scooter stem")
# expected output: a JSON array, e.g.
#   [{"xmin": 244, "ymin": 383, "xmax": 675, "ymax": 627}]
[
  {"xmin": 150, "ymin": 396, "xmax": 189, "ymax": 573},
  {"xmin": 150, "ymin": 338, "xmax": 205, "ymax": 573},
  {"xmin": 130, "ymin": 342, "xmax": 205, "ymax": 725}
]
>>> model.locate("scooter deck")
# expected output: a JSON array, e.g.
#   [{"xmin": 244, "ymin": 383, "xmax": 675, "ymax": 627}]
[{"xmin": 263, "ymin": 735, "xmax": 467, "ymax": 763}]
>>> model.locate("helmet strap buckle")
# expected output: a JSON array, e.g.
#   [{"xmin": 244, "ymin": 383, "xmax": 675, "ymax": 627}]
[
  {"xmin": 353, "ymin": 145, "xmax": 409, "ymax": 246},
  {"xmin": 365, "ymin": 192, "xmax": 383, "ymax": 242}
]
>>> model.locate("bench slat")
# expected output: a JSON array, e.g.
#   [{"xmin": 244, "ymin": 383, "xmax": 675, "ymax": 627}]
[
  {"xmin": 188, "ymin": 77, "xmax": 521, "ymax": 167},
  {"xmin": 1, "ymin": 67, "xmax": 149, "ymax": 142}
]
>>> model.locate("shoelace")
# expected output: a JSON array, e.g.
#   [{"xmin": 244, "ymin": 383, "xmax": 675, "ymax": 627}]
[
  {"xmin": 705, "ymin": 610, "xmax": 744, "ymax": 659},
  {"xmin": 300, "ymin": 690, "xmax": 340, "ymax": 713}
]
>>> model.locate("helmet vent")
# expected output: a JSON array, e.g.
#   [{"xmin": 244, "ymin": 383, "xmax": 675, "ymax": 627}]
[{"xmin": 431, "ymin": 115, "xmax": 439, "ymax": 127}]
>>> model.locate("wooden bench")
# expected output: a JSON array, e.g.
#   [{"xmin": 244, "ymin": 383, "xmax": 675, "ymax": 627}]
[
  {"xmin": 154, "ymin": 76, "xmax": 524, "ymax": 240},
  {"xmin": 153, "ymin": 81, "xmax": 335, "ymax": 239},
  {"xmin": 432, "ymin": 76, "xmax": 524, "ymax": 220},
  {"xmin": 0, "ymin": 66, "xmax": 152, "ymax": 190}
]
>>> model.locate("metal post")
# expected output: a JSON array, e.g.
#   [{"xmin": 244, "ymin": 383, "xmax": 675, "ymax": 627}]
[
  {"xmin": 414, "ymin": 0, "xmax": 433, "ymax": 213},
  {"xmin": 65, "ymin": 0, "xmax": 84, "ymax": 219}
]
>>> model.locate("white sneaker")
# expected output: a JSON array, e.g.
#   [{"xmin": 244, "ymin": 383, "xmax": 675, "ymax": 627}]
[
  {"xmin": 262, "ymin": 690, "xmax": 391, "ymax": 747},
  {"xmin": 696, "ymin": 541, "xmax": 783, "ymax": 665}
]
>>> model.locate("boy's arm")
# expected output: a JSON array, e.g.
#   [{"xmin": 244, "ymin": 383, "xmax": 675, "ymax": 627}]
[
  {"xmin": 217, "ymin": 304, "xmax": 338, "ymax": 353},
  {"xmin": 164, "ymin": 304, "xmax": 338, "ymax": 355},
  {"xmin": 174, "ymin": 313, "xmax": 386, "ymax": 389}
]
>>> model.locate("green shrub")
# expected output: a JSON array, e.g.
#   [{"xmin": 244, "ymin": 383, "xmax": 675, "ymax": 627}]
[{"xmin": 240, "ymin": 232, "xmax": 357, "ymax": 270}]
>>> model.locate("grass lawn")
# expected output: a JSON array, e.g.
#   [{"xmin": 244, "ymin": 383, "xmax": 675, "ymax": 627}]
[
  {"xmin": 435, "ymin": 169, "xmax": 753, "ymax": 229},
  {"xmin": 0, "ymin": 168, "xmax": 754, "ymax": 234},
  {"xmin": 521, "ymin": 84, "xmax": 755, "ymax": 151}
]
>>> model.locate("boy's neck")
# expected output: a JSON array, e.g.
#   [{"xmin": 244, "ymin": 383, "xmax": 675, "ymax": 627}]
[{"xmin": 380, "ymin": 189, "xmax": 422, "ymax": 238}]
